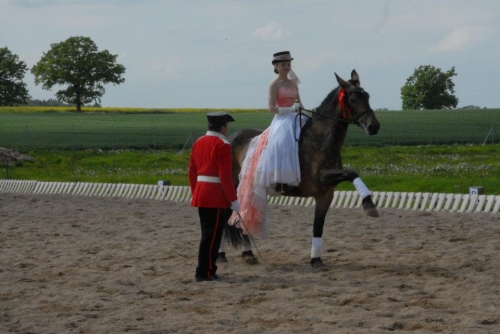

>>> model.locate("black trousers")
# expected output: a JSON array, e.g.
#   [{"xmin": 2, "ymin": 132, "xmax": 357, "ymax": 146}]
[{"xmin": 196, "ymin": 207, "xmax": 231, "ymax": 278}]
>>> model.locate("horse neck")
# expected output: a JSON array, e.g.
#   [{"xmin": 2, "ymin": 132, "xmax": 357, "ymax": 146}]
[{"xmin": 314, "ymin": 87, "xmax": 349, "ymax": 147}]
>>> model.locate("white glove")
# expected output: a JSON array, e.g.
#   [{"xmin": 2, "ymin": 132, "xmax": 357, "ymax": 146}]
[
  {"xmin": 278, "ymin": 102, "xmax": 301, "ymax": 115},
  {"xmin": 230, "ymin": 200, "xmax": 240, "ymax": 213},
  {"xmin": 293, "ymin": 102, "xmax": 301, "ymax": 112}
]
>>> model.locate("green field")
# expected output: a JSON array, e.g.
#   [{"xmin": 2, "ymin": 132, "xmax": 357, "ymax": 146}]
[
  {"xmin": 1, "ymin": 108, "xmax": 499, "ymax": 195},
  {"xmin": 0, "ymin": 110, "xmax": 273, "ymax": 150},
  {"xmin": 1, "ymin": 108, "xmax": 499, "ymax": 150}
]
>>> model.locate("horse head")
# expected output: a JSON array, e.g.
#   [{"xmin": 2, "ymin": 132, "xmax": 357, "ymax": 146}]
[{"xmin": 334, "ymin": 70, "xmax": 380, "ymax": 136}]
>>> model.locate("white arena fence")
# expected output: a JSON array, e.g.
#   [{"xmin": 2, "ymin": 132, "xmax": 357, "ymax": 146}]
[{"xmin": 1, "ymin": 179, "xmax": 499, "ymax": 214}]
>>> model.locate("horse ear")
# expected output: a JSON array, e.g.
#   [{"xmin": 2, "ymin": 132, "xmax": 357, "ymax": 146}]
[
  {"xmin": 335, "ymin": 72, "xmax": 350, "ymax": 89},
  {"xmin": 351, "ymin": 69, "xmax": 360, "ymax": 85}
]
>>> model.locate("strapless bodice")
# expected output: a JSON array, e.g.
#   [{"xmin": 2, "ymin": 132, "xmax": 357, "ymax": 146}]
[{"xmin": 276, "ymin": 86, "xmax": 298, "ymax": 107}]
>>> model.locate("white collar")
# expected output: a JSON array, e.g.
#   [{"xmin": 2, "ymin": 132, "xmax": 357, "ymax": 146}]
[{"xmin": 206, "ymin": 131, "xmax": 228, "ymax": 142}]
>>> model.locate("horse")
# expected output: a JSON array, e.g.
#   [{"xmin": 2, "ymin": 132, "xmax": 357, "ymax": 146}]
[{"xmin": 222, "ymin": 70, "xmax": 380, "ymax": 268}]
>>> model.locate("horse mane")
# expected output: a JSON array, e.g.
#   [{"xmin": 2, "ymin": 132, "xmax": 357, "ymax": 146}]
[
  {"xmin": 314, "ymin": 79, "xmax": 360, "ymax": 119},
  {"xmin": 314, "ymin": 86, "xmax": 340, "ymax": 122}
]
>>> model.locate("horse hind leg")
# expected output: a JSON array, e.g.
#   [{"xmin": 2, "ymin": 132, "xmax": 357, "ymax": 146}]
[
  {"xmin": 218, "ymin": 227, "xmax": 258, "ymax": 265},
  {"xmin": 241, "ymin": 235, "xmax": 258, "ymax": 264},
  {"xmin": 217, "ymin": 235, "xmax": 228, "ymax": 263}
]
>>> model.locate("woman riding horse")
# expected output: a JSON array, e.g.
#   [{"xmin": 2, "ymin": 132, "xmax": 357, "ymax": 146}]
[
  {"xmin": 231, "ymin": 51, "xmax": 309, "ymax": 240},
  {"xmin": 222, "ymin": 64, "xmax": 380, "ymax": 267}
]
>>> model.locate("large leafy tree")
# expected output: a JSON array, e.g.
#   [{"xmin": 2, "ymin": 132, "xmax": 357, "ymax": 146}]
[
  {"xmin": 0, "ymin": 47, "xmax": 30, "ymax": 105},
  {"xmin": 31, "ymin": 36, "xmax": 125, "ymax": 111},
  {"xmin": 401, "ymin": 65, "xmax": 458, "ymax": 110}
]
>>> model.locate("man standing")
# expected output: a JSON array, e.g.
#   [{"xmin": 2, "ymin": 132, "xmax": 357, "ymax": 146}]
[{"xmin": 188, "ymin": 111, "xmax": 239, "ymax": 282}]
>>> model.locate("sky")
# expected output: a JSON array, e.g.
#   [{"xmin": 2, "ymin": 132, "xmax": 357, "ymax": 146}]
[{"xmin": 1, "ymin": 0, "xmax": 499, "ymax": 110}]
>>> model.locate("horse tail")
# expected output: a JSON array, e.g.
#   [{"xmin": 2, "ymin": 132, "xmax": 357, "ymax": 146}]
[{"xmin": 223, "ymin": 221, "xmax": 252, "ymax": 249}]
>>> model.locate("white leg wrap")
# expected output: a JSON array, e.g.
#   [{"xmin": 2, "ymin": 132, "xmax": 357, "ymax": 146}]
[
  {"xmin": 311, "ymin": 237, "xmax": 322, "ymax": 258},
  {"xmin": 353, "ymin": 177, "xmax": 371, "ymax": 199},
  {"xmin": 243, "ymin": 244, "xmax": 252, "ymax": 252},
  {"xmin": 218, "ymin": 231, "xmax": 226, "ymax": 252},
  {"xmin": 218, "ymin": 238, "xmax": 226, "ymax": 253}
]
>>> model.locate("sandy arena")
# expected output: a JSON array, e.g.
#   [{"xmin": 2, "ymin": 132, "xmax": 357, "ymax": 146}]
[{"xmin": 1, "ymin": 193, "xmax": 499, "ymax": 333}]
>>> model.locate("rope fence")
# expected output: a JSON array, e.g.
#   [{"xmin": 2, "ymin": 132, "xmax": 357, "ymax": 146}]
[{"xmin": 1, "ymin": 179, "xmax": 499, "ymax": 214}]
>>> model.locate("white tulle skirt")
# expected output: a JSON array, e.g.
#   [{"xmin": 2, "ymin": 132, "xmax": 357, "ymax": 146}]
[
  {"xmin": 231, "ymin": 112, "xmax": 308, "ymax": 238},
  {"xmin": 255, "ymin": 112, "xmax": 305, "ymax": 190}
]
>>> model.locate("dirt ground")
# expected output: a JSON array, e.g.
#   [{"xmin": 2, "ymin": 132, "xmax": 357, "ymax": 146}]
[{"xmin": 1, "ymin": 193, "xmax": 500, "ymax": 333}]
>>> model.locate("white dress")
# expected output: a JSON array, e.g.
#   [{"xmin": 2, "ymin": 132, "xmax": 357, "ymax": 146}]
[
  {"xmin": 233, "ymin": 86, "xmax": 308, "ymax": 238},
  {"xmin": 255, "ymin": 86, "xmax": 305, "ymax": 190}
]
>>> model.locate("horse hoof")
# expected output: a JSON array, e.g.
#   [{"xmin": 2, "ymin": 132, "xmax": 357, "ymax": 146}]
[
  {"xmin": 242, "ymin": 250, "xmax": 258, "ymax": 265},
  {"xmin": 310, "ymin": 257, "xmax": 325, "ymax": 268},
  {"xmin": 217, "ymin": 252, "xmax": 228, "ymax": 263},
  {"xmin": 362, "ymin": 195, "xmax": 379, "ymax": 217},
  {"xmin": 364, "ymin": 207, "xmax": 379, "ymax": 217}
]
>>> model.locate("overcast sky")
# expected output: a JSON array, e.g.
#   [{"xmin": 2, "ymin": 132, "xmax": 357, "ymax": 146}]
[{"xmin": 2, "ymin": 0, "xmax": 499, "ymax": 110}]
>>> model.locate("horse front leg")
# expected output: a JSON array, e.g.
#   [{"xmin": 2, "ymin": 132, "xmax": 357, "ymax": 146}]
[
  {"xmin": 310, "ymin": 191, "xmax": 334, "ymax": 268},
  {"xmin": 320, "ymin": 169, "xmax": 378, "ymax": 217}
]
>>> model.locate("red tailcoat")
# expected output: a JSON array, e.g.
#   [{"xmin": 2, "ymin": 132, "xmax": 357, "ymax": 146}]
[{"xmin": 189, "ymin": 131, "xmax": 237, "ymax": 208}]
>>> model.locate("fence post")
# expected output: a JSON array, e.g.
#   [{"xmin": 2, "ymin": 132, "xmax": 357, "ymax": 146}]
[
  {"xmin": 180, "ymin": 132, "xmax": 194, "ymax": 153},
  {"xmin": 483, "ymin": 123, "xmax": 498, "ymax": 145}
]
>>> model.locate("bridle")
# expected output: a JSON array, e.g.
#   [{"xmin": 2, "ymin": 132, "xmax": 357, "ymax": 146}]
[{"xmin": 299, "ymin": 87, "xmax": 373, "ymax": 125}]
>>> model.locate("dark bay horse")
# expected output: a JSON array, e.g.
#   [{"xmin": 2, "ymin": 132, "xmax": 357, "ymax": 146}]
[{"xmin": 224, "ymin": 70, "xmax": 380, "ymax": 268}]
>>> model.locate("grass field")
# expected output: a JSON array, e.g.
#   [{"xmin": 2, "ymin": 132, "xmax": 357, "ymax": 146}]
[
  {"xmin": 1, "ymin": 108, "xmax": 499, "ymax": 150},
  {"xmin": 2, "ymin": 144, "xmax": 500, "ymax": 195},
  {"xmin": 0, "ymin": 110, "xmax": 273, "ymax": 150}
]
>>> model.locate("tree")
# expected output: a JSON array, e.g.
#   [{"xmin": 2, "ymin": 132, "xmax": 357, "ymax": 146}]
[
  {"xmin": 401, "ymin": 65, "xmax": 458, "ymax": 110},
  {"xmin": 31, "ymin": 36, "xmax": 125, "ymax": 111},
  {"xmin": 0, "ymin": 47, "xmax": 30, "ymax": 105}
]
